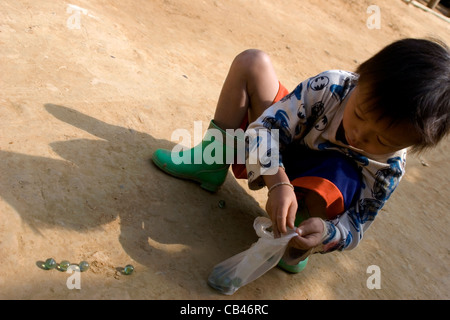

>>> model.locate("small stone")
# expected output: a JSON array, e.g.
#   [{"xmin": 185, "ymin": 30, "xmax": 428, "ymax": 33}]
[
  {"xmin": 44, "ymin": 258, "xmax": 57, "ymax": 270},
  {"xmin": 420, "ymin": 159, "xmax": 429, "ymax": 167},
  {"xmin": 58, "ymin": 260, "xmax": 71, "ymax": 272},
  {"xmin": 218, "ymin": 200, "xmax": 226, "ymax": 209},
  {"xmin": 79, "ymin": 261, "xmax": 90, "ymax": 272},
  {"xmin": 123, "ymin": 264, "xmax": 134, "ymax": 275}
]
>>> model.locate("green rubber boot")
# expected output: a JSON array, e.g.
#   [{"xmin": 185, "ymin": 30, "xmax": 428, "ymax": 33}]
[
  {"xmin": 152, "ymin": 120, "xmax": 243, "ymax": 193},
  {"xmin": 277, "ymin": 199, "xmax": 310, "ymax": 273}
]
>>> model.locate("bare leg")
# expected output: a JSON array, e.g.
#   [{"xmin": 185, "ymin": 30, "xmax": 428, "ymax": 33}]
[
  {"xmin": 152, "ymin": 50, "xmax": 280, "ymax": 193},
  {"xmin": 213, "ymin": 49, "xmax": 280, "ymax": 130}
]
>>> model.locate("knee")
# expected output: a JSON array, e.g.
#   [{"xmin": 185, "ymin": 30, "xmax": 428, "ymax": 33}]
[
  {"xmin": 235, "ymin": 49, "xmax": 270, "ymax": 63},
  {"xmin": 233, "ymin": 49, "xmax": 272, "ymax": 75}
]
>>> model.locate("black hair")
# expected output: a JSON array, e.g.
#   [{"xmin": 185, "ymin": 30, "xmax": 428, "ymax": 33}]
[{"xmin": 356, "ymin": 38, "xmax": 450, "ymax": 152}]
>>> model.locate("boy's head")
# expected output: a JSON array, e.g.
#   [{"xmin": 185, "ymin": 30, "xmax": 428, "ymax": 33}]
[{"xmin": 354, "ymin": 38, "xmax": 450, "ymax": 153}]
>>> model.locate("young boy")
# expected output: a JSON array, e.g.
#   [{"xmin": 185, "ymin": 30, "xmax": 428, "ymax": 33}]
[{"xmin": 152, "ymin": 38, "xmax": 450, "ymax": 272}]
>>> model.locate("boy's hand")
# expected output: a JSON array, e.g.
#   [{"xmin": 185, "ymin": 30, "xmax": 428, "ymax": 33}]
[
  {"xmin": 263, "ymin": 167, "xmax": 297, "ymax": 237},
  {"xmin": 265, "ymin": 185, "xmax": 298, "ymax": 237},
  {"xmin": 290, "ymin": 217, "xmax": 325, "ymax": 250}
]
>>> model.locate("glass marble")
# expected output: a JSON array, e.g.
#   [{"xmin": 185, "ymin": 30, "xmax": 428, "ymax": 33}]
[
  {"xmin": 79, "ymin": 261, "xmax": 90, "ymax": 272},
  {"xmin": 44, "ymin": 258, "xmax": 57, "ymax": 270},
  {"xmin": 58, "ymin": 260, "xmax": 71, "ymax": 272},
  {"xmin": 221, "ymin": 276, "xmax": 232, "ymax": 287},
  {"xmin": 232, "ymin": 277, "xmax": 242, "ymax": 287},
  {"xmin": 123, "ymin": 264, "xmax": 134, "ymax": 275}
]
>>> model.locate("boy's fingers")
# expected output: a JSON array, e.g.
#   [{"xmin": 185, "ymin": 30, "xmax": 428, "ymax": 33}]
[
  {"xmin": 276, "ymin": 207, "xmax": 287, "ymax": 234},
  {"xmin": 267, "ymin": 190, "xmax": 298, "ymax": 236},
  {"xmin": 272, "ymin": 218, "xmax": 280, "ymax": 238},
  {"xmin": 276, "ymin": 198, "xmax": 298, "ymax": 234},
  {"xmin": 297, "ymin": 218, "xmax": 324, "ymax": 236},
  {"xmin": 286, "ymin": 202, "xmax": 297, "ymax": 230},
  {"xmin": 291, "ymin": 235, "xmax": 318, "ymax": 250}
]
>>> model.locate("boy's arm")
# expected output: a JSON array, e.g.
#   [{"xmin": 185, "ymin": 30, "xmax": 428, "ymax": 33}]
[
  {"xmin": 262, "ymin": 167, "xmax": 298, "ymax": 235},
  {"xmin": 244, "ymin": 81, "xmax": 306, "ymax": 190},
  {"xmin": 246, "ymin": 75, "xmax": 318, "ymax": 235},
  {"xmin": 316, "ymin": 153, "xmax": 407, "ymax": 253},
  {"xmin": 244, "ymin": 70, "xmax": 358, "ymax": 237}
]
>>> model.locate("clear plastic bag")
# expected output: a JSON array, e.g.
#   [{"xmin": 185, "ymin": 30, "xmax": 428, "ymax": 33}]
[{"xmin": 207, "ymin": 216, "xmax": 297, "ymax": 295}]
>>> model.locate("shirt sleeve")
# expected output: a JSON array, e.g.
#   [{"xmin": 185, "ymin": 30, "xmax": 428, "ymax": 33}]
[
  {"xmin": 244, "ymin": 71, "xmax": 355, "ymax": 190},
  {"xmin": 316, "ymin": 151, "xmax": 407, "ymax": 253}
]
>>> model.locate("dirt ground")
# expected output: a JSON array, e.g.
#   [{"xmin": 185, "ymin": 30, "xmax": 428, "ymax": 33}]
[{"xmin": 0, "ymin": 0, "xmax": 449, "ymax": 300}]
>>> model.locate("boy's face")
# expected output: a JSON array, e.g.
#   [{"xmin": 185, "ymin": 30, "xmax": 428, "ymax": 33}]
[{"xmin": 342, "ymin": 86, "xmax": 421, "ymax": 155}]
